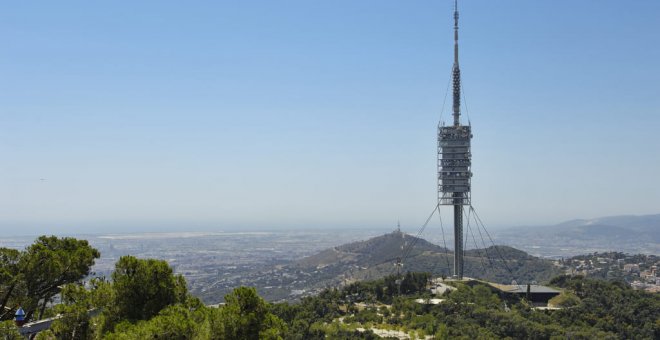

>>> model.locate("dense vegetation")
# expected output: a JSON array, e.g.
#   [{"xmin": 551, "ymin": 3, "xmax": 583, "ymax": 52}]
[
  {"xmin": 1, "ymin": 236, "xmax": 99, "ymax": 322},
  {"xmin": 2, "ymin": 236, "xmax": 659, "ymax": 339},
  {"xmin": 267, "ymin": 274, "xmax": 660, "ymax": 339},
  {"xmin": 1, "ymin": 237, "xmax": 287, "ymax": 339}
]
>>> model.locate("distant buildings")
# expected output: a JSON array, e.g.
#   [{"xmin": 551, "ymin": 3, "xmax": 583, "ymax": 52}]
[
  {"xmin": 624, "ymin": 263, "xmax": 640, "ymax": 273},
  {"xmin": 562, "ymin": 252, "xmax": 660, "ymax": 294}
]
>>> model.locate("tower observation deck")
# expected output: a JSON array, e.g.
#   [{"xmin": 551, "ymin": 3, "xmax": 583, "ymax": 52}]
[{"xmin": 438, "ymin": 0, "xmax": 472, "ymax": 279}]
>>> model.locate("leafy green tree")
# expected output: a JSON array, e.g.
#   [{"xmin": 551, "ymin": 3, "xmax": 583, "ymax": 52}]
[
  {"xmin": 0, "ymin": 248, "xmax": 22, "ymax": 320},
  {"xmin": 550, "ymin": 276, "xmax": 660, "ymax": 339},
  {"xmin": 0, "ymin": 320, "xmax": 23, "ymax": 339},
  {"xmin": 471, "ymin": 285, "xmax": 501, "ymax": 308},
  {"xmin": 48, "ymin": 283, "xmax": 98, "ymax": 340},
  {"xmin": 399, "ymin": 272, "xmax": 430, "ymax": 295},
  {"xmin": 9, "ymin": 236, "xmax": 99, "ymax": 322},
  {"xmin": 435, "ymin": 323, "xmax": 449, "ymax": 340},
  {"xmin": 214, "ymin": 287, "xmax": 286, "ymax": 339},
  {"xmin": 106, "ymin": 286, "xmax": 287, "ymax": 339},
  {"xmin": 353, "ymin": 308, "xmax": 381, "ymax": 324},
  {"xmin": 548, "ymin": 291, "xmax": 580, "ymax": 308},
  {"xmin": 111, "ymin": 255, "xmax": 187, "ymax": 322},
  {"xmin": 270, "ymin": 302, "xmax": 326, "ymax": 340},
  {"xmin": 104, "ymin": 303, "xmax": 210, "ymax": 340}
]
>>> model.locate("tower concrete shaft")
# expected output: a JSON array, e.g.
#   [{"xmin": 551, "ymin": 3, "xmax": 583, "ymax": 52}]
[{"xmin": 453, "ymin": 194, "xmax": 464, "ymax": 278}]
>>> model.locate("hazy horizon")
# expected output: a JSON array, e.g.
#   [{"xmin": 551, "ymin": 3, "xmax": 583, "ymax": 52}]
[
  {"xmin": 3, "ymin": 212, "xmax": 660, "ymax": 238},
  {"xmin": 2, "ymin": 1, "xmax": 659, "ymax": 236}
]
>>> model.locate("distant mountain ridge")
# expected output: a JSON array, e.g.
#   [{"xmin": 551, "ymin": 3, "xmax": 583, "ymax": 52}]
[
  {"xmin": 495, "ymin": 213, "xmax": 660, "ymax": 256},
  {"xmin": 557, "ymin": 214, "xmax": 660, "ymax": 239}
]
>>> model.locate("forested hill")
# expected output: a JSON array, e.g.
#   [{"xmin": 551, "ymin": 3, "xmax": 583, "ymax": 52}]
[
  {"xmin": 194, "ymin": 231, "xmax": 563, "ymax": 303},
  {"xmin": 193, "ymin": 231, "xmax": 562, "ymax": 303},
  {"xmin": 291, "ymin": 231, "xmax": 561, "ymax": 291},
  {"xmin": 295, "ymin": 230, "xmax": 445, "ymax": 268}
]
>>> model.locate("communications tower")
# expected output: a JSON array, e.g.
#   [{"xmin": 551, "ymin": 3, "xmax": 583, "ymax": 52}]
[{"xmin": 438, "ymin": 0, "xmax": 472, "ymax": 279}]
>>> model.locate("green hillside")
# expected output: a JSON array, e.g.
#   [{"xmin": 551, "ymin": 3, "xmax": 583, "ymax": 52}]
[{"xmin": 295, "ymin": 231, "xmax": 562, "ymax": 286}]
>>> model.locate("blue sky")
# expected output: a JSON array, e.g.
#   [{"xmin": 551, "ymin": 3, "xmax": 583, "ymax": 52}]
[{"xmin": 1, "ymin": 1, "xmax": 659, "ymax": 235}]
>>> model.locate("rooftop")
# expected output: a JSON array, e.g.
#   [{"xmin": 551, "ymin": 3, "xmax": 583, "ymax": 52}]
[{"xmin": 488, "ymin": 283, "xmax": 560, "ymax": 294}]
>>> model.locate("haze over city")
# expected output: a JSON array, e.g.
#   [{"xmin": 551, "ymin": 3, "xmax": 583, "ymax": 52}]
[{"xmin": 2, "ymin": 0, "xmax": 659, "ymax": 236}]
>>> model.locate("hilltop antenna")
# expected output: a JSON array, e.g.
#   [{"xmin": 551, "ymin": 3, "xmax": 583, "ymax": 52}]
[{"xmin": 438, "ymin": 0, "xmax": 472, "ymax": 280}]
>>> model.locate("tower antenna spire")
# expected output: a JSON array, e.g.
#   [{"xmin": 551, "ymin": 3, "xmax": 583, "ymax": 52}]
[{"xmin": 452, "ymin": 0, "xmax": 461, "ymax": 126}]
